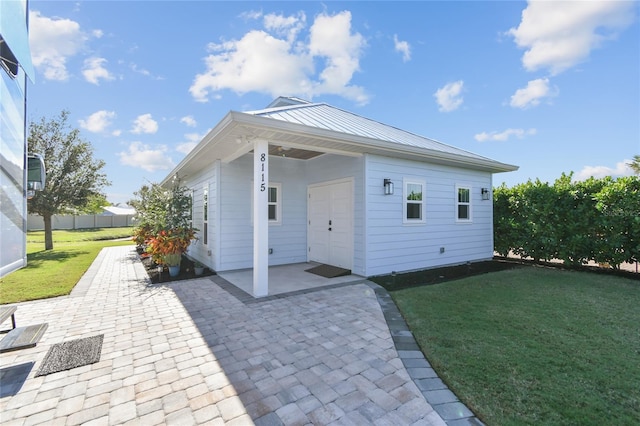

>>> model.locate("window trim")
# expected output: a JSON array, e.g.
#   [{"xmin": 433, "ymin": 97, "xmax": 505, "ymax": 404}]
[
  {"xmin": 403, "ymin": 178, "xmax": 426, "ymax": 224},
  {"xmin": 203, "ymin": 185, "xmax": 208, "ymax": 245},
  {"xmin": 267, "ymin": 183, "xmax": 282, "ymax": 225},
  {"xmin": 455, "ymin": 184, "xmax": 472, "ymax": 223},
  {"xmin": 251, "ymin": 182, "xmax": 282, "ymax": 226}
]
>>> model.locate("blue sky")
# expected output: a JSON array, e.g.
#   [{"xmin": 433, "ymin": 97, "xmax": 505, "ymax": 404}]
[{"xmin": 27, "ymin": 1, "xmax": 639, "ymax": 205}]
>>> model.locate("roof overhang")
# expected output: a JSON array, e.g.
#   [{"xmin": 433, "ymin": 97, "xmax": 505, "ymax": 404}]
[{"xmin": 162, "ymin": 111, "xmax": 518, "ymax": 186}]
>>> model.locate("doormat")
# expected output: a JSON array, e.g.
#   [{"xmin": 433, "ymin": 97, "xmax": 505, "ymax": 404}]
[
  {"xmin": 305, "ymin": 264, "xmax": 351, "ymax": 278},
  {"xmin": 36, "ymin": 335, "xmax": 103, "ymax": 377}
]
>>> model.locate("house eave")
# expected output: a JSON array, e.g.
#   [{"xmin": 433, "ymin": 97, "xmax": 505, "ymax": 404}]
[
  {"xmin": 163, "ymin": 110, "xmax": 518, "ymax": 186},
  {"xmin": 229, "ymin": 112, "xmax": 519, "ymax": 173}
]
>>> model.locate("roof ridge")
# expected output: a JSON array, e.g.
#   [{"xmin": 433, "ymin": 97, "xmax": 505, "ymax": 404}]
[{"xmin": 245, "ymin": 101, "xmax": 324, "ymax": 115}]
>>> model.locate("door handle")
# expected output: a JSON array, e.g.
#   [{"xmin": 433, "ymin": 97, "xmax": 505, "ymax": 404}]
[
  {"xmin": 328, "ymin": 228, "xmax": 332, "ymax": 231},
  {"xmin": 329, "ymin": 220, "xmax": 332, "ymax": 225}
]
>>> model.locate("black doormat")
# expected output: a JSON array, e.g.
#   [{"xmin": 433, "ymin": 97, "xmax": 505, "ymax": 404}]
[
  {"xmin": 36, "ymin": 335, "xmax": 104, "ymax": 377},
  {"xmin": 306, "ymin": 264, "xmax": 351, "ymax": 278}
]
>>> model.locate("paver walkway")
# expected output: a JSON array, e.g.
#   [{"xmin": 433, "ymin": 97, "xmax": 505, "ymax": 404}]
[{"xmin": 0, "ymin": 246, "xmax": 447, "ymax": 425}]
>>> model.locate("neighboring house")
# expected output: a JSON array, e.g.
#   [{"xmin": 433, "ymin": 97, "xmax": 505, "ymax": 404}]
[
  {"xmin": 0, "ymin": 0, "xmax": 38, "ymax": 277},
  {"xmin": 161, "ymin": 97, "xmax": 518, "ymax": 296},
  {"xmin": 102, "ymin": 205, "xmax": 136, "ymax": 216}
]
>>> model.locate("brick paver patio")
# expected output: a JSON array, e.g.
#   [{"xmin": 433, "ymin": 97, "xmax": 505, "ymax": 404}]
[{"xmin": 0, "ymin": 246, "xmax": 447, "ymax": 425}]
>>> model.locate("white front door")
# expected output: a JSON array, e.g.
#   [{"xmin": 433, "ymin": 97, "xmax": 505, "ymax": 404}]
[{"xmin": 308, "ymin": 179, "xmax": 353, "ymax": 269}]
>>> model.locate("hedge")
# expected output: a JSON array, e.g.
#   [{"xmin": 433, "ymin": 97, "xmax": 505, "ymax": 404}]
[{"xmin": 494, "ymin": 174, "xmax": 639, "ymax": 269}]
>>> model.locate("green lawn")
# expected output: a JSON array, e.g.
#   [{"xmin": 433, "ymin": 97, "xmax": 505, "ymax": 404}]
[
  {"xmin": 1, "ymin": 228, "xmax": 134, "ymax": 304},
  {"xmin": 392, "ymin": 267, "xmax": 640, "ymax": 425}
]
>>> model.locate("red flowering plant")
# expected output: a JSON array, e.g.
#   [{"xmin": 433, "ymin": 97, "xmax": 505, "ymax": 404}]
[
  {"xmin": 130, "ymin": 180, "xmax": 197, "ymax": 268},
  {"xmin": 146, "ymin": 227, "xmax": 196, "ymax": 266}
]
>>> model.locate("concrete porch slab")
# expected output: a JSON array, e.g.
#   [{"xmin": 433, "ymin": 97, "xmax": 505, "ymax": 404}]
[{"xmin": 217, "ymin": 262, "xmax": 365, "ymax": 297}]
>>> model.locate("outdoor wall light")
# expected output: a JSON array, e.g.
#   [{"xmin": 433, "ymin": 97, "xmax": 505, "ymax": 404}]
[
  {"xmin": 481, "ymin": 187, "xmax": 490, "ymax": 200},
  {"xmin": 384, "ymin": 178, "xmax": 394, "ymax": 195}
]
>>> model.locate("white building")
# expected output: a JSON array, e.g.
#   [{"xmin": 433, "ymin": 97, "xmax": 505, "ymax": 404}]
[
  {"xmin": 161, "ymin": 97, "xmax": 518, "ymax": 296},
  {"xmin": 0, "ymin": 0, "xmax": 38, "ymax": 277}
]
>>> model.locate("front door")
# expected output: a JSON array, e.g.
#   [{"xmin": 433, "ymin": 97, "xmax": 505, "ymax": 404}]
[{"xmin": 308, "ymin": 179, "xmax": 353, "ymax": 269}]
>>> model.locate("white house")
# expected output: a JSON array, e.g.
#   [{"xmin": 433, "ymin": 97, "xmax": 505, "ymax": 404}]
[{"xmin": 161, "ymin": 97, "xmax": 517, "ymax": 296}]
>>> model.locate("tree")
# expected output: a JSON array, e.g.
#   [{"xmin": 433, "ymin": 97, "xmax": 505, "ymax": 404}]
[
  {"xmin": 628, "ymin": 155, "xmax": 640, "ymax": 175},
  {"xmin": 76, "ymin": 194, "xmax": 110, "ymax": 214},
  {"xmin": 28, "ymin": 110, "xmax": 110, "ymax": 250}
]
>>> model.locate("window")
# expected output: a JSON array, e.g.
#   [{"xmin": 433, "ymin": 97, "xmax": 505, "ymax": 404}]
[
  {"xmin": 268, "ymin": 183, "xmax": 281, "ymax": 224},
  {"xmin": 456, "ymin": 185, "xmax": 471, "ymax": 222},
  {"xmin": 251, "ymin": 182, "xmax": 281, "ymax": 225},
  {"xmin": 0, "ymin": 37, "xmax": 19, "ymax": 77},
  {"xmin": 189, "ymin": 190, "xmax": 194, "ymax": 229},
  {"xmin": 403, "ymin": 179, "xmax": 425, "ymax": 224},
  {"xmin": 203, "ymin": 185, "xmax": 208, "ymax": 245}
]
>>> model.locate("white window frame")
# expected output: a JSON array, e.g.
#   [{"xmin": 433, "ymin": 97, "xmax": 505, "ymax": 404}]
[
  {"xmin": 251, "ymin": 182, "xmax": 282, "ymax": 226},
  {"xmin": 189, "ymin": 190, "xmax": 194, "ymax": 230},
  {"xmin": 403, "ymin": 179, "xmax": 426, "ymax": 224},
  {"xmin": 456, "ymin": 185, "xmax": 472, "ymax": 223},
  {"xmin": 267, "ymin": 183, "xmax": 282, "ymax": 225},
  {"xmin": 203, "ymin": 184, "xmax": 208, "ymax": 245}
]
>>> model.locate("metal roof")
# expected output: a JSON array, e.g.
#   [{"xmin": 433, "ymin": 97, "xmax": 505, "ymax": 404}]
[
  {"xmin": 245, "ymin": 98, "xmax": 505, "ymax": 165},
  {"xmin": 162, "ymin": 97, "xmax": 517, "ymax": 187}
]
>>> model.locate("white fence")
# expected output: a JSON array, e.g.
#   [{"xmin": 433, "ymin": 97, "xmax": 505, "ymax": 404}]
[{"xmin": 27, "ymin": 214, "xmax": 135, "ymax": 230}]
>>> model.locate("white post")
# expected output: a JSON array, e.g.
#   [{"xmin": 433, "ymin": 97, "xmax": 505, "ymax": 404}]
[{"xmin": 253, "ymin": 139, "xmax": 269, "ymax": 297}]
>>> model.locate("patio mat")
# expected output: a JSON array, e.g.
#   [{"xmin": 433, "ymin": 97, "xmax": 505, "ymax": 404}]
[
  {"xmin": 36, "ymin": 335, "xmax": 103, "ymax": 377},
  {"xmin": 305, "ymin": 264, "xmax": 351, "ymax": 278}
]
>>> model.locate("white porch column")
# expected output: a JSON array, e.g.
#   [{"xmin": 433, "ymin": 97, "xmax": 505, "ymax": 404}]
[{"xmin": 253, "ymin": 139, "xmax": 269, "ymax": 297}]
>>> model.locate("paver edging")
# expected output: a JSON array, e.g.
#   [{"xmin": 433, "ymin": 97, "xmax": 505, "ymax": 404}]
[{"xmin": 364, "ymin": 281, "xmax": 485, "ymax": 426}]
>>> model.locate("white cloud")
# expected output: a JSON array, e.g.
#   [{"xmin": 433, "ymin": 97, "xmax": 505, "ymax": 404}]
[
  {"xmin": 190, "ymin": 11, "xmax": 368, "ymax": 105},
  {"xmin": 434, "ymin": 80, "xmax": 464, "ymax": 112},
  {"xmin": 79, "ymin": 110, "xmax": 116, "ymax": 133},
  {"xmin": 176, "ymin": 132, "xmax": 205, "ymax": 154},
  {"xmin": 131, "ymin": 114, "xmax": 158, "ymax": 134},
  {"xmin": 393, "ymin": 34, "xmax": 411, "ymax": 62},
  {"xmin": 508, "ymin": 1, "xmax": 635, "ymax": 75},
  {"xmin": 180, "ymin": 116, "xmax": 197, "ymax": 127},
  {"xmin": 308, "ymin": 11, "xmax": 368, "ymax": 104},
  {"xmin": 130, "ymin": 63, "xmax": 164, "ymax": 80},
  {"xmin": 475, "ymin": 128, "xmax": 537, "ymax": 142},
  {"xmin": 118, "ymin": 142, "xmax": 174, "ymax": 172},
  {"xmin": 264, "ymin": 11, "xmax": 306, "ymax": 42},
  {"xmin": 92, "ymin": 29, "xmax": 104, "ymax": 38},
  {"xmin": 575, "ymin": 160, "xmax": 634, "ymax": 181},
  {"xmin": 240, "ymin": 10, "xmax": 263, "ymax": 21},
  {"xmin": 510, "ymin": 78, "xmax": 557, "ymax": 109},
  {"xmin": 29, "ymin": 11, "xmax": 87, "ymax": 80},
  {"xmin": 82, "ymin": 57, "xmax": 114, "ymax": 84}
]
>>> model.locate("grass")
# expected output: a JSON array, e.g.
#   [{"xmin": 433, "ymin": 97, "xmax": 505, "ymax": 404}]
[
  {"xmin": 392, "ymin": 266, "xmax": 640, "ymax": 425},
  {"xmin": 1, "ymin": 227, "xmax": 134, "ymax": 304}
]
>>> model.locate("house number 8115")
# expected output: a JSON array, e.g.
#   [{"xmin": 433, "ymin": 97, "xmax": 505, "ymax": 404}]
[{"xmin": 260, "ymin": 153, "xmax": 266, "ymax": 192}]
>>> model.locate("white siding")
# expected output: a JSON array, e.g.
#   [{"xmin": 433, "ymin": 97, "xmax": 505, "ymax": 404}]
[
  {"xmin": 218, "ymin": 154, "xmax": 308, "ymax": 271},
  {"xmin": 365, "ymin": 154, "xmax": 494, "ymax": 277},
  {"xmin": 184, "ymin": 163, "xmax": 218, "ymax": 270}
]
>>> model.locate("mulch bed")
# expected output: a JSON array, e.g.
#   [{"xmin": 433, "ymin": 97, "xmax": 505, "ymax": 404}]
[
  {"xmin": 370, "ymin": 257, "xmax": 639, "ymax": 292},
  {"xmin": 370, "ymin": 260, "xmax": 519, "ymax": 291},
  {"xmin": 139, "ymin": 252, "xmax": 215, "ymax": 284}
]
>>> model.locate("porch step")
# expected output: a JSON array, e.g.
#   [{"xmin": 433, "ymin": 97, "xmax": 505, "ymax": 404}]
[{"xmin": 0, "ymin": 323, "xmax": 49, "ymax": 353}]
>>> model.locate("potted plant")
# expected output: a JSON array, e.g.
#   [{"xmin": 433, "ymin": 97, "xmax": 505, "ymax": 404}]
[
  {"xmin": 146, "ymin": 227, "xmax": 196, "ymax": 278},
  {"xmin": 131, "ymin": 181, "xmax": 198, "ymax": 280},
  {"xmin": 164, "ymin": 252, "xmax": 182, "ymax": 277},
  {"xmin": 194, "ymin": 261, "xmax": 206, "ymax": 276}
]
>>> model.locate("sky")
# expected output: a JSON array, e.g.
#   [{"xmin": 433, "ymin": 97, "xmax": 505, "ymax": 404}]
[{"xmin": 26, "ymin": 0, "xmax": 640, "ymax": 205}]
